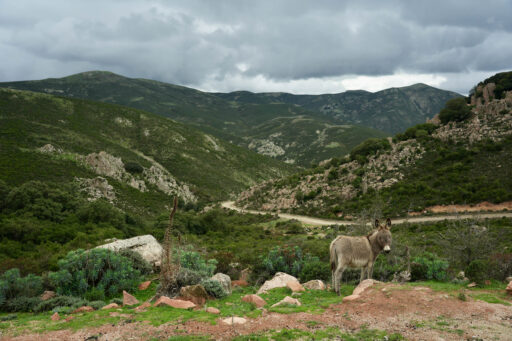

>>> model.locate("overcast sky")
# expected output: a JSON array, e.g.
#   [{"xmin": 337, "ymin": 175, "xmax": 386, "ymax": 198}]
[{"xmin": 1, "ymin": 0, "xmax": 511, "ymax": 94}]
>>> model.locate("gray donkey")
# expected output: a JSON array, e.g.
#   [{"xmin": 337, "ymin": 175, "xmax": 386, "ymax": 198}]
[{"xmin": 330, "ymin": 218, "xmax": 392, "ymax": 295}]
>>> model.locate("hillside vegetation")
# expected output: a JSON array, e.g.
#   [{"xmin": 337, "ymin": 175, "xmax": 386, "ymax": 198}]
[
  {"xmin": 236, "ymin": 72, "xmax": 512, "ymax": 219},
  {"xmin": 0, "ymin": 71, "xmax": 458, "ymax": 165}
]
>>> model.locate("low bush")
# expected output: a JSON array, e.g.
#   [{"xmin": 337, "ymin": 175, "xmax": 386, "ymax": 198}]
[
  {"xmin": 201, "ymin": 279, "xmax": 228, "ymax": 298},
  {"xmin": 350, "ymin": 138, "xmax": 391, "ymax": 163},
  {"xmin": 3, "ymin": 296, "xmax": 41, "ymax": 312},
  {"xmin": 0, "ymin": 268, "xmax": 44, "ymax": 312},
  {"xmin": 88, "ymin": 300, "xmax": 106, "ymax": 310},
  {"xmin": 179, "ymin": 250, "xmax": 217, "ymax": 278},
  {"xmin": 465, "ymin": 259, "xmax": 489, "ymax": 284},
  {"xmin": 118, "ymin": 249, "xmax": 153, "ymax": 275},
  {"xmin": 176, "ymin": 268, "xmax": 204, "ymax": 287},
  {"xmin": 411, "ymin": 252, "xmax": 449, "ymax": 281},
  {"xmin": 438, "ymin": 97, "xmax": 472, "ymax": 124},
  {"xmin": 34, "ymin": 295, "xmax": 88, "ymax": 313},
  {"xmin": 299, "ymin": 260, "xmax": 330, "ymax": 282},
  {"xmin": 124, "ymin": 161, "xmax": 144, "ymax": 174}
]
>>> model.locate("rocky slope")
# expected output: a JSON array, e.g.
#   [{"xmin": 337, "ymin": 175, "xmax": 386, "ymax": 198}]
[{"xmin": 236, "ymin": 72, "xmax": 512, "ymax": 218}]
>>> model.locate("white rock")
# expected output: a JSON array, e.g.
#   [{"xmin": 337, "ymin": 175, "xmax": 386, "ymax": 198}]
[
  {"xmin": 211, "ymin": 273, "xmax": 232, "ymax": 295},
  {"xmin": 303, "ymin": 280, "xmax": 325, "ymax": 290},
  {"xmin": 96, "ymin": 235, "xmax": 162, "ymax": 267},
  {"xmin": 257, "ymin": 272, "xmax": 300, "ymax": 294},
  {"xmin": 271, "ymin": 296, "xmax": 301, "ymax": 307},
  {"xmin": 221, "ymin": 316, "xmax": 247, "ymax": 325}
]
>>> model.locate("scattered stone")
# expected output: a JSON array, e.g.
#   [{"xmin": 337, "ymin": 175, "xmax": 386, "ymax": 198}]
[
  {"xmin": 179, "ymin": 284, "xmax": 209, "ymax": 306},
  {"xmin": 506, "ymin": 276, "xmax": 512, "ymax": 283},
  {"xmin": 303, "ymin": 280, "xmax": 325, "ymax": 290},
  {"xmin": 467, "ymin": 282, "xmax": 478, "ymax": 288},
  {"xmin": 51, "ymin": 312, "xmax": 60, "ymax": 321},
  {"xmin": 206, "ymin": 307, "xmax": 220, "ymax": 314},
  {"xmin": 138, "ymin": 281, "xmax": 151, "ymax": 290},
  {"xmin": 211, "ymin": 273, "xmax": 232, "ymax": 295},
  {"xmin": 65, "ymin": 316, "xmax": 75, "ymax": 322},
  {"xmin": 257, "ymin": 272, "xmax": 300, "ymax": 294},
  {"xmin": 342, "ymin": 294, "xmax": 361, "ymax": 302},
  {"xmin": 41, "ymin": 290, "xmax": 56, "ymax": 301},
  {"xmin": 221, "ymin": 316, "xmax": 247, "ymax": 325},
  {"xmin": 101, "ymin": 303, "xmax": 120, "ymax": 310},
  {"xmin": 506, "ymin": 281, "xmax": 512, "ymax": 296},
  {"xmin": 134, "ymin": 301, "xmax": 152, "ymax": 312},
  {"xmin": 153, "ymin": 296, "xmax": 196, "ymax": 309},
  {"xmin": 241, "ymin": 294, "xmax": 267, "ymax": 308},
  {"xmin": 232, "ymin": 279, "xmax": 249, "ymax": 287},
  {"xmin": 72, "ymin": 306, "xmax": 94, "ymax": 313},
  {"xmin": 271, "ymin": 296, "xmax": 301, "ymax": 308},
  {"xmin": 286, "ymin": 281, "xmax": 305, "ymax": 292},
  {"xmin": 96, "ymin": 235, "xmax": 163, "ymax": 267},
  {"xmin": 38, "ymin": 144, "xmax": 62, "ymax": 154},
  {"xmin": 353, "ymin": 279, "xmax": 379, "ymax": 296},
  {"xmin": 123, "ymin": 291, "xmax": 139, "ymax": 306}
]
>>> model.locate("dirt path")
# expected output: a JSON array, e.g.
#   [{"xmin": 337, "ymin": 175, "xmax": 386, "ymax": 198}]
[
  {"xmin": 6, "ymin": 283, "xmax": 512, "ymax": 340},
  {"xmin": 221, "ymin": 201, "xmax": 512, "ymax": 226}
]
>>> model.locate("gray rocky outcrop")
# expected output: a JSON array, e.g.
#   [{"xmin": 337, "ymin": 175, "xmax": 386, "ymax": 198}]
[{"xmin": 96, "ymin": 235, "xmax": 162, "ymax": 267}]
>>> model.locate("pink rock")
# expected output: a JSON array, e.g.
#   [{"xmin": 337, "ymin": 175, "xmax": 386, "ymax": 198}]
[
  {"xmin": 41, "ymin": 291, "xmax": 56, "ymax": 301},
  {"xmin": 271, "ymin": 296, "xmax": 301, "ymax": 307},
  {"xmin": 101, "ymin": 303, "xmax": 120, "ymax": 310},
  {"xmin": 257, "ymin": 272, "xmax": 300, "ymax": 294},
  {"xmin": 242, "ymin": 294, "xmax": 267, "ymax": 308},
  {"xmin": 138, "ymin": 281, "xmax": 151, "ymax": 290},
  {"xmin": 64, "ymin": 316, "xmax": 74, "ymax": 322},
  {"xmin": 303, "ymin": 280, "xmax": 325, "ymax": 290},
  {"xmin": 135, "ymin": 301, "xmax": 152, "ymax": 312},
  {"xmin": 342, "ymin": 294, "xmax": 361, "ymax": 302},
  {"xmin": 179, "ymin": 284, "xmax": 209, "ymax": 306},
  {"xmin": 232, "ymin": 279, "xmax": 249, "ymax": 287},
  {"xmin": 153, "ymin": 296, "xmax": 196, "ymax": 309},
  {"xmin": 286, "ymin": 281, "xmax": 305, "ymax": 292},
  {"xmin": 123, "ymin": 290, "xmax": 139, "ymax": 306},
  {"xmin": 467, "ymin": 282, "xmax": 477, "ymax": 288},
  {"xmin": 353, "ymin": 279, "xmax": 378, "ymax": 296},
  {"xmin": 206, "ymin": 307, "xmax": 220, "ymax": 314},
  {"xmin": 506, "ymin": 281, "xmax": 512, "ymax": 295},
  {"xmin": 51, "ymin": 312, "xmax": 60, "ymax": 321},
  {"xmin": 72, "ymin": 306, "xmax": 94, "ymax": 313}
]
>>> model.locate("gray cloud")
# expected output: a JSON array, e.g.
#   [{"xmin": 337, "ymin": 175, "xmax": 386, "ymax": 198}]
[{"xmin": 0, "ymin": 0, "xmax": 511, "ymax": 94}]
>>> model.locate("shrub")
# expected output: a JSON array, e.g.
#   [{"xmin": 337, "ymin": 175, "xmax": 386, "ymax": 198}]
[
  {"xmin": 0, "ymin": 268, "xmax": 43, "ymax": 310},
  {"xmin": 350, "ymin": 138, "xmax": 391, "ymax": 163},
  {"xmin": 124, "ymin": 162, "xmax": 144, "ymax": 174},
  {"xmin": 3, "ymin": 296, "xmax": 41, "ymax": 312},
  {"xmin": 201, "ymin": 279, "xmax": 228, "ymax": 298},
  {"xmin": 51, "ymin": 306, "xmax": 72, "ymax": 314},
  {"xmin": 176, "ymin": 268, "xmax": 204, "ymax": 287},
  {"xmin": 180, "ymin": 251, "xmax": 217, "ymax": 278},
  {"xmin": 34, "ymin": 295, "xmax": 88, "ymax": 313},
  {"xmin": 438, "ymin": 97, "xmax": 472, "ymax": 124},
  {"xmin": 48, "ymin": 248, "xmax": 141, "ymax": 299},
  {"xmin": 84, "ymin": 287, "xmax": 105, "ymax": 302},
  {"xmin": 465, "ymin": 259, "xmax": 488, "ymax": 284},
  {"xmin": 299, "ymin": 260, "xmax": 330, "ymax": 282},
  {"xmin": 411, "ymin": 252, "xmax": 449, "ymax": 281},
  {"xmin": 118, "ymin": 249, "xmax": 153, "ymax": 275},
  {"xmin": 261, "ymin": 246, "xmax": 322, "ymax": 279},
  {"xmin": 89, "ymin": 300, "xmax": 106, "ymax": 310}
]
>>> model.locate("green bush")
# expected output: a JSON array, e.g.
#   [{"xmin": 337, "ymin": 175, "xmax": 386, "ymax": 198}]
[
  {"xmin": 3, "ymin": 296, "xmax": 42, "ymax": 312},
  {"xmin": 299, "ymin": 260, "xmax": 330, "ymax": 282},
  {"xmin": 201, "ymin": 279, "xmax": 228, "ymax": 298},
  {"xmin": 465, "ymin": 259, "xmax": 489, "ymax": 284},
  {"xmin": 88, "ymin": 300, "xmax": 106, "ymax": 310},
  {"xmin": 176, "ymin": 268, "xmax": 204, "ymax": 287},
  {"xmin": 411, "ymin": 252, "xmax": 449, "ymax": 281},
  {"xmin": 350, "ymin": 138, "xmax": 391, "ymax": 163},
  {"xmin": 34, "ymin": 295, "xmax": 88, "ymax": 313},
  {"xmin": 438, "ymin": 97, "xmax": 472, "ymax": 124},
  {"xmin": 118, "ymin": 249, "xmax": 153, "ymax": 275},
  {"xmin": 261, "ymin": 246, "xmax": 322, "ymax": 279},
  {"xmin": 48, "ymin": 248, "xmax": 141, "ymax": 299},
  {"xmin": 124, "ymin": 161, "xmax": 144, "ymax": 174},
  {"xmin": 84, "ymin": 287, "xmax": 105, "ymax": 301},
  {"xmin": 179, "ymin": 250, "xmax": 217, "ymax": 278},
  {"xmin": 0, "ymin": 268, "xmax": 43, "ymax": 309}
]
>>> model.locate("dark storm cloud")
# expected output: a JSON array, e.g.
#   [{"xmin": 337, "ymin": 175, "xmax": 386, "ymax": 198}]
[{"xmin": 0, "ymin": 0, "xmax": 511, "ymax": 93}]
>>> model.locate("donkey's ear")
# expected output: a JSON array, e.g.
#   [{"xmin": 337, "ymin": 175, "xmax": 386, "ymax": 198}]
[
  {"xmin": 375, "ymin": 219, "xmax": 380, "ymax": 228},
  {"xmin": 386, "ymin": 218, "xmax": 392, "ymax": 229}
]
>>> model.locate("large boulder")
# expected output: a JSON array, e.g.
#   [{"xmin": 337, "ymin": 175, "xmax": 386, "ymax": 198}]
[
  {"xmin": 153, "ymin": 296, "xmax": 196, "ymax": 309},
  {"xmin": 353, "ymin": 279, "xmax": 379, "ymax": 296},
  {"xmin": 41, "ymin": 291, "xmax": 56, "ymax": 301},
  {"xmin": 287, "ymin": 281, "xmax": 305, "ymax": 292},
  {"xmin": 241, "ymin": 294, "xmax": 267, "ymax": 308},
  {"xmin": 271, "ymin": 296, "xmax": 301, "ymax": 308},
  {"xmin": 257, "ymin": 272, "xmax": 300, "ymax": 294},
  {"xmin": 96, "ymin": 235, "xmax": 163, "ymax": 267},
  {"xmin": 179, "ymin": 284, "xmax": 209, "ymax": 306},
  {"xmin": 123, "ymin": 290, "xmax": 139, "ymax": 306},
  {"xmin": 211, "ymin": 273, "xmax": 232, "ymax": 295},
  {"xmin": 303, "ymin": 280, "xmax": 325, "ymax": 290},
  {"xmin": 506, "ymin": 281, "xmax": 512, "ymax": 296}
]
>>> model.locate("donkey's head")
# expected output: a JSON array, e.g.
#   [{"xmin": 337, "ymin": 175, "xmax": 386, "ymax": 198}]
[{"xmin": 374, "ymin": 218, "xmax": 392, "ymax": 253}]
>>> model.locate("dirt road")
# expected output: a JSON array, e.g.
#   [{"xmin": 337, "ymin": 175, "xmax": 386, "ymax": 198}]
[{"xmin": 221, "ymin": 201, "xmax": 512, "ymax": 226}]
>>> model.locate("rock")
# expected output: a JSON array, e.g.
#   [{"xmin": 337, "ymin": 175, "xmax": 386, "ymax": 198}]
[
  {"xmin": 291, "ymin": 292, "xmax": 302, "ymax": 297},
  {"xmin": 96, "ymin": 235, "xmax": 163, "ymax": 267},
  {"xmin": 286, "ymin": 281, "xmax": 305, "ymax": 292},
  {"xmin": 353, "ymin": 279, "xmax": 378, "ymax": 296},
  {"xmin": 179, "ymin": 284, "xmax": 209, "ymax": 306},
  {"xmin": 467, "ymin": 282, "xmax": 478, "ymax": 288},
  {"xmin": 123, "ymin": 290, "xmax": 139, "ymax": 306},
  {"xmin": 457, "ymin": 271, "xmax": 466, "ymax": 280},
  {"xmin": 303, "ymin": 280, "xmax": 325, "ymax": 290},
  {"xmin": 241, "ymin": 294, "xmax": 267, "ymax": 308},
  {"xmin": 232, "ymin": 279, "xmax": 249, "ymax": 287},
  {"xmin": 109, "ymin": 312, "xmax": 133, "ymax": 318},
  {"xmin": 257, "ymin": 272, "xmax": 300, "ymax": 294},
  {"xmin": 64, "ymin": 316, "xmax": 75, "ymax": 322},
  {"xmin": 101, "ymin": 303, "xmax": 120, "ymax": 310},
  {"xmin": 135, "ymin": 301, "xmax": 152, "ymax": 312},
  {"xmin": 342, "ymin": 294, "xmax": 361, "ymax": 302},
  {"xmin": 153, "ymin": 296, "xmax": 196, "ymax": 309},
  {"xmin": 211, "ymin": 273, "xmax": 232, "ymax": 295},
  {"xmin": 51, "ymin": 312, "xmax": 60, "ymax": 321},
  {"xmin": 206, "ymin": 307, "xmax": 220, "ymax": 314},
  {"xmin": 72, "ymin": 306, "xmax": 94, "ymax": 313},
  {"xmin": 138, "ymin": 281, "xmax": 151, "ymax": 290},
  {"xmin": 484, "ymin": 280, "xmax": 491, "ymax": 286},
  {"xmin": 506, "ymin": 281, "xmax": 512, "ymax": 295},
  {"xmin": 221, "ymin": 316, "xmax": 247, "ymax": 325},
  {"xmin": 240, "ymin": 268, "xmax": 251, "ymax": 282},
  {"xmin": 271, "ymin": 296, "xmax": 301, "ymax": 308},
  {"xmin": 506, "ymin": 276, "xmax": 512, "ymax": 283},
  {"xmin": 41, "ymin": 290, "xmax": 56, "ymax": 301}
]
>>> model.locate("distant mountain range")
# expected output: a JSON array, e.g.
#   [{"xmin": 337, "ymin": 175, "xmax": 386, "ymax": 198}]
[{"xmin": 0, "ymin": 71, "xmax": 460, "ymax": 166}]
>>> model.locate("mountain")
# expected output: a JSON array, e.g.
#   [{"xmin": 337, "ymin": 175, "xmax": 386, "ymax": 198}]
[
  {"xmin": 0, "ymin": 71, "xmax": 455, "ymax": 166},
  {"xmin": 0, "ymin": 88, "xmax": 296, "ymax": 210},
  {"xmin": 235, "ymin": 72, "xmax": 512, "ymax": 218},
  {"xmin": 214, "ymin": 83, "xmax": 461, "ymax": 134}
]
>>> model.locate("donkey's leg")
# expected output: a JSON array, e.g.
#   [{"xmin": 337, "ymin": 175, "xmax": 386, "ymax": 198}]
[
  {"xmin": 359, "ymin": 268, "xmax": 366, "ymax": 283},
  {"xmin": 367, "ymin": 262, "xmax": 374, "ymax": 280},
  {"xmin": 334, "ymin": 266, "xmax": 345, "ymax": 296}
]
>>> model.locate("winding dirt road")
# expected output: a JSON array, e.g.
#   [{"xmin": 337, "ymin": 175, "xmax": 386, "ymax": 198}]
[{"xmin": 221, "ymin": 201, "xmax": 512, "ymax": 226}]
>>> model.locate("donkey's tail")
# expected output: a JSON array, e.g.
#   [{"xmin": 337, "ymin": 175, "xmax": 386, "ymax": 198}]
[{"xmin": 330, "ymin": 246, "xmax": 337, "ymax": 272}]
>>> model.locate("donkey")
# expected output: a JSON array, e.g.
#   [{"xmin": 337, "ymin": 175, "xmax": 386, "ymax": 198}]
[{"xmin": 330, "ymin": 218, "xmax": 392, "ymax": 295}]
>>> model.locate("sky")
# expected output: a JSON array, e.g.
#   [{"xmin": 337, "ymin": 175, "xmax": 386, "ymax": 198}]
[{"xmin": 1, "ymin": 0, "xmax": 511, "ymax": 95}]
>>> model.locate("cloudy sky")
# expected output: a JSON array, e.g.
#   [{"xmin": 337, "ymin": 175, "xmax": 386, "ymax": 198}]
[{"xmin": 1, "ymin": 0, "xmax": 511, "ymax": 94}]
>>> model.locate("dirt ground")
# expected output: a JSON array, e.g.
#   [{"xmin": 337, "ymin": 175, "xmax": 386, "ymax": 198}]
[{"xmin": 5, "ymin": 283, "xmax": 512, "ymax": 341}]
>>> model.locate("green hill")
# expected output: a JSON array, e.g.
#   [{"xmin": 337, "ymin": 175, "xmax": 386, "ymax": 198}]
[
  {"xmin": 236, "ymin": 72, "xmax": 512, "ymax": 218},
  {"xmin": 0, "ymin": 71, "xmax": 390, "ymax": 166}
]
